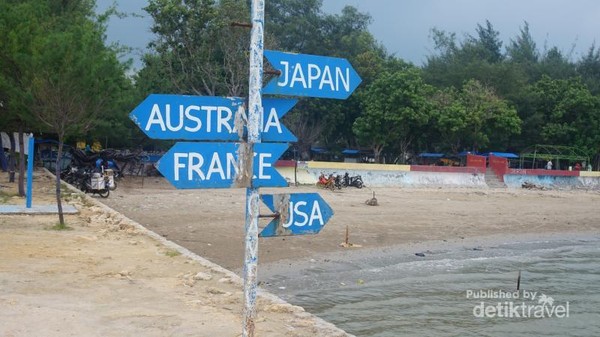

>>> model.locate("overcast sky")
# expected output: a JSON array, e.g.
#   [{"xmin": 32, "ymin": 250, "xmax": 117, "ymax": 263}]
[{"xmin": 96, "ymin": 0, "xmax": 600, "ymax": 70}]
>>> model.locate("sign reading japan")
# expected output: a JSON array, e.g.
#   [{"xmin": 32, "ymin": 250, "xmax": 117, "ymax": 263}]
[
  {"xmin": 259, "ymin": 193, "xmax": 334, "ymax": 237},
  {"xmin": 157, "ymin": 142, "xmax": 288, "ymax": 189},
  {"xmin": 263, "ymin": 50, "xmax": 362, "ymax": 99},
  {"xmin": 129, "ymin": 95, "xmax": 297, "ymax": 142}
]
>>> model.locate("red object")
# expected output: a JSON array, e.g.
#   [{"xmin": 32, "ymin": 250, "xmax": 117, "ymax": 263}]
[{"xmin": 467, "ymin": 154, "xmax": 487, "ymax": 170}]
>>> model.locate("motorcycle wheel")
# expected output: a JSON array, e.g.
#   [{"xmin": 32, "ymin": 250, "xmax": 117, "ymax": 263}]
[
  {"xmin": 355, "ymin": 180, "xmax": 364, "ymax": 189},
  {"xmin": 97, "ymin": 189, "xmax": 110, "ymax": 198}
]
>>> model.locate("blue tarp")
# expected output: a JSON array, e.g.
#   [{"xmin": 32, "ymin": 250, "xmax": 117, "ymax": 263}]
[
  {"xmin": 311, "ymin": 147, "xmax": 327, "ymax": 153},
  {"xmin": 488, "ymin": 152, "xmax": 519, "ymax": 158},
  {"xmin": 418, "ymin": 152, "xmax": 444, "ymax": 158},
  {"xmin": 342, "ymin": 149, "xmax": 360, "ymax": 155}
]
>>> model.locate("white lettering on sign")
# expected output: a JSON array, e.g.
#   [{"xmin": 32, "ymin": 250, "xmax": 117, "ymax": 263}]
[
  {"xmin": 144, "ymin": 104, "xmax": 282, "ymax": 136},
  {"xmin": 173, "ymin": 152, "xmax": 237, "ymax": 181},
  {"xmin": 282, "ymin": 200, "xmax": 324, "ymax": 228},
  {"xmin": 277, "ymin": 61, "xmax": 351, "ymax": 92},
  {"xmin": 263, "ymin": 107, "xmax": 282, "ymax": 135},
  {"xmin": 252, "ymin": 152, "xmax": 272, "ymax": 180}
]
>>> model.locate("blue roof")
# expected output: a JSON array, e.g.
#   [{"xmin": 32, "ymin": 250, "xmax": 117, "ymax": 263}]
[
  {"xmin": 311, "ymin": 147, "xmax": 327, "ymax": 153},
  {"xmin": 418, "ymin": 152, "xmax": 444, "ymax": 158},
  {"xmin": 342, "ymin": 149, "xmax": 360, "ymax": 155},
  {"xmin": 488, "ymin": 152, "xmax": 519, "ymax": 158}
]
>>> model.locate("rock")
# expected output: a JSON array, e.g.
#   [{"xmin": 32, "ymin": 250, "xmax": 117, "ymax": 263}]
[
  {"xmin": 218, "ymin": 277, "xmax": 234, "ymax": 284},
  {"xmin": 415, "ymin": 252, "xmax": 425, "ymax": 257},
  {"xmin": 264, "ymin": 303, "xmax": 304, "ymax": 314},
  {"xmin": 206, "ymin": 287, "xmax": 226, "ymax": 295},
  {"xmin": 193, "ymin": 272, "xmax": 213, "ymax": 281}
]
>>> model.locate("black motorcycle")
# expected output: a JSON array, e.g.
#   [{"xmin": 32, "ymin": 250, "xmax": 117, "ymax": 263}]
[{"xmin": 342, "ymin": 172, "xmax": 364, "ymax": 188}]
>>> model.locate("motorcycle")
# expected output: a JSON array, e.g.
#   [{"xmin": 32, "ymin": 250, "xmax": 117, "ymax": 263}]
[
  {"xmin": 342, "ymin": 172, "xmax": 364, "ymax": 188},
  {"xmin": 316, "ymin": 173, "xmax": 338, "ymax": 190},
  {"xmin": 70, "ymin": 167, "xmax": 110, "ymax": 198}
]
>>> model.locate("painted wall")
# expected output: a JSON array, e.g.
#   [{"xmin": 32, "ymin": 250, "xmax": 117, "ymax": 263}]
[
  {"xmin": 274, "ymin": 160, "xmax": 600, "ymax": 189},
  {"xmin": 276, "ymin": 161, "xmax": 486, "ymax": 187},
  {"xmin": 504, "ymin": 174, "xmax": 600, "ymax": 190}
]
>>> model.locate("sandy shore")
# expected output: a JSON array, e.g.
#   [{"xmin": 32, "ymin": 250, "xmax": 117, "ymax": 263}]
[
  {"xmin": 2, "ymin": 171, "xmax": 599, "ymax": 336},
  {"xmin": 0, "ymin": 172, "xmax": 348, "ymax": 337},
  {"xmin": 101, "ymin": 176, "xmax": 600, "ymax": 272}
]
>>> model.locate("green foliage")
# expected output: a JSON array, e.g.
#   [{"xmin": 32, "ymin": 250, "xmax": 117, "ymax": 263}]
[
  {"xmin": 49, "ymin": 222, "xmax": 73, "ymax": 231},
  {"xmin": 527, "ymin": 76, "xmax": 600, "ymax": 155},
  {"xmin": 354, "ymin": 66, "xmax": 434, "ymax": 162},
  {"xmin": 141, "ymin": 0, "xmax": 249, "ymax": 97}
]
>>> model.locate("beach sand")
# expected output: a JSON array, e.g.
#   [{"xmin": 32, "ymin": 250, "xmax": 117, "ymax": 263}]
[
  {"xmin": 1, "ymin": 171, "xmax": 599, "ymax": 336},
  {"xmin": 101, "ymin": 176, "xmax": 600, "ymax": 271},
  {"xmin": 0, "ymin": 172, "xmax": 347, "ymax": 337}
]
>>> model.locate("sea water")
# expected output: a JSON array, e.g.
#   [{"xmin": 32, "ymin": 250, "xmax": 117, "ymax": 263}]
[{"xmin": 260, "ymin": 236, "xmax": 600, "ymax": 336}]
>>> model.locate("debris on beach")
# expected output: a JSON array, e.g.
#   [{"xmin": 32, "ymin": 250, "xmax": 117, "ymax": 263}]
[
  {"xmin": 339, "ymin": 242, "xmax": 362, "ymax": 248},
  {"xmin": 522, "ymin": 182, "xmax": 546, "ymax": 190},
  {"xmin": 415, "ymin": 252, "xmax": 426, "ymax": 257},
  {"xmin": 340, "ymin": 225, "xmax": 363, "ymax": 248},
  {"xmin": 365, "ymin": 191, "xmax": 378, "ymax": 206}
]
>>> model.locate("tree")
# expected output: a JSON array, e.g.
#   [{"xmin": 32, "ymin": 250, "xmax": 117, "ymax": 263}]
[
  {"xmin": 1, "ymin": 0, "xmax": 131, "ymax": 225},
  {"xmin": 0, "ymin": 0, "xmax": 46, "ymax": 190},
  {"xmin": 506, "ymin": 22, "xmax": 539, "ymax": 64},
  {"xmin": 528, "ymin": 76, "xmax": 600, "ymax": 154},
  {"xmin": 577, "ymin": 44, "xmax": 600, "ymax": 95},
  {"xmin": 142, "ymin": 0, "xmax": 250, "ymax": 97},
  {"xmin": 266, "ymin": 2, "xmax": 383, "ymax": 153},
  {"xmin": 354, "ymin": 66, "xmax": 434, "ymax": 163},
  {"xmin": 432, "ymin": 81, "xmax": 521, "ymax": 153}
]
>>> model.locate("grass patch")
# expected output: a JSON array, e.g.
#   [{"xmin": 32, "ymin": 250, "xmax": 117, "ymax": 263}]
[
  {"xmin": 49, "ymin": 222, "xmax": 73, "ymax": 231},
  {"xmin": 164, "ymin": 249, "xmax": 181, "ymax": 257},
  {"xmin": 0, "ymin": 190, "xmax": 19, "ymax": 203}
]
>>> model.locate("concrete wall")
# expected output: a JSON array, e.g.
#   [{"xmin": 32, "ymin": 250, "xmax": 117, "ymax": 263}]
[
  {"xmin": 276, "ymin": 161, "xmax": 486, "ymax": 188},
  {"xmin": 275, "ymin": 160, "xmax": 600, "ymax": 189},
  {"xmin": 504, "ymin": 174, "xmax": 600, "ymax": 190}
]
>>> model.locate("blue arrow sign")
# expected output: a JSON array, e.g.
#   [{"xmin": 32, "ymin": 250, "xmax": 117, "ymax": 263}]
[
  {"xmin": 259, "ymin": 193, "xmax": 334, "ymax": 237},
  {"xmin": 263, "ymin": 50, "xmax": 362, "ymax": 100},
  {"xmin": 157, "ymin": 142, "xmax": 288, "ymax": 189},
  {"xmin": 129, "ymin": 95, "xmax": 297, "ymax": 142}
]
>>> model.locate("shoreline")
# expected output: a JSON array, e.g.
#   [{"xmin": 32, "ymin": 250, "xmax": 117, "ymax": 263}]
[{"xmin": 258, "ymin": 231, "xmax": 600, "ymax": 282}]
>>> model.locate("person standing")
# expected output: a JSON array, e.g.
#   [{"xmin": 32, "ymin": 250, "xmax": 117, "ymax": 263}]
[{"xmin": 546, "ymin": 160, "xmax": 553, "ymax": 170}]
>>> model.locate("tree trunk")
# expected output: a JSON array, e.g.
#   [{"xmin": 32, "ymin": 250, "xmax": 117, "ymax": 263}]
[
  {"xmin": 0, "ymin": 134, "xmax": 7, "ymax": 172},
  {"xmin": 372, "ymin": 144, "xmax": 384, "ymax": 163},
  {"xmin": 55, "ymin": 139, "xmax": 65, "ymax": 226},
  {"xmin": 18, "ymin": 127, "xmax": 25, "ymax": 197},
  {"xmin": 9, "ymin": 133, "xmax": 16, "ymax": 182}
]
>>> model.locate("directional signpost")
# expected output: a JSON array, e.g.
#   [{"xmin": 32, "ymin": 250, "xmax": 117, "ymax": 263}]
[
  {"xmin": 263, "ymin": 50, "xmax": 362, "ymax": 99},
  {"xmin": 130, "ymin": 95, "xmax": 297, "ymax": 142},
  {"xmin": 129, "ymin": 1, "xmax": 361, "ymax": 336},
  {"xmin": 259, "ymin": 193, "xmax": 334, "ymax": 237},
  {"xmin": 157, "ymin": 142, "xmax": 288, "ymax": 189}
]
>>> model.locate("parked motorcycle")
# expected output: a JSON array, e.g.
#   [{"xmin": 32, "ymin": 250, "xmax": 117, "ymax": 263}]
[
  {"xmin": 342, "ymin": 172, "xmax": 364, "ymax": 189},
  {"xmin": 65, "ymin": 166, "xmax": 110, "ymax": 198},
  {"xmin": 316, "ymin": 173, "xmax": 337, "ymax": 190}
]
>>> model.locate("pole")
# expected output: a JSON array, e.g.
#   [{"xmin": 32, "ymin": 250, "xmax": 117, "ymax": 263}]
[
  {"xmin": 243, "ymin": 1, "xmax": 264, "ymax": 336},
  {"xmin": 26, "ymin": 135, "xmax": 34, "ymax": 208}
]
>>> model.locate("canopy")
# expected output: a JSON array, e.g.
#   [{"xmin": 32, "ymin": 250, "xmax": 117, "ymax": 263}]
[
  {"xmin": 342, "ymin": 149, "xmax": 360, "ymax": 155},
  {"xmin": 488, "ymin": 152, "xmax": 519, "ymax": 158},
  {"xmin": 418, "ymin": 152, "xmax": 444, "ymax": 158}
]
